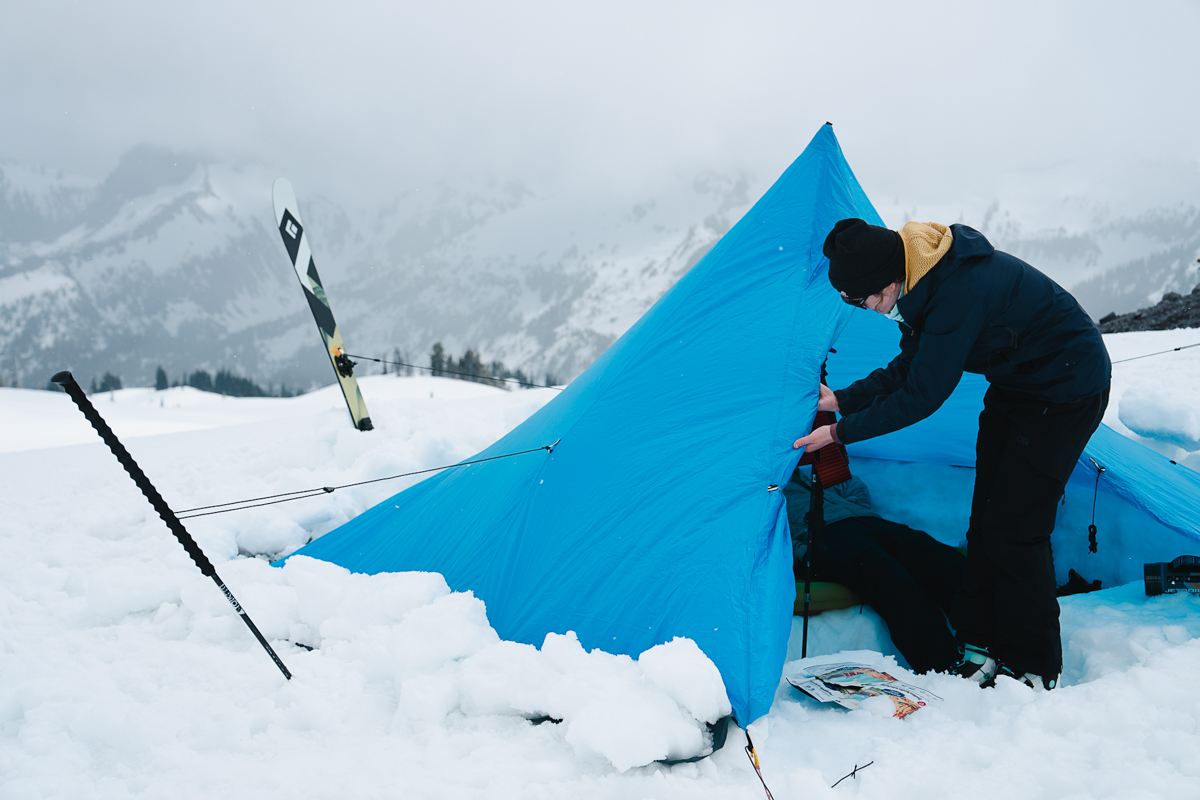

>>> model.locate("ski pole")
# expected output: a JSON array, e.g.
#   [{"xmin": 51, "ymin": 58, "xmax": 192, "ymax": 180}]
[
  {"xmin": 51, "ymin": 371, "xmax": 292, "ymax": 680},
  {"xmin": 801, "ymin": 467, "xmax": 824, "ymax": 659}
]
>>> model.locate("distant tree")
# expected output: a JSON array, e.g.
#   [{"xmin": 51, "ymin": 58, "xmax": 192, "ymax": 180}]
[
  {"xmin": 187, "ymin": 370, "xmax": 213, "ymax": 392},
  {"xmin": 98, "ymin": 372, "xmax": 122, "ymax": 392},
  {"xmin": 458, "ymin": 348, "xmax": 485, "ymax": 382},
  {"xmin": 213, "ymin": 369, "xmax": 266, "ymax": 397},
  {"xmin": 427, "ymin": 342, "xmax": 541, "ymax": 388},
  {"xmin": 544, "ymin": 372, "xmax": 560, "ymax": 388},
  {"xmin": 393, "ymin": 347, "xmax": 411, "ymax": 376},
  {"xmin": 430, "ymin": 342, "xmax": 446, "ymax": 377},
  {"xmin": 155, "ymin": 366, "xmax": 168, "ymax": 391},
  {"xmin": 90, "ymin": 377, "xmax": 98, "ymax": 393},
  {"xmin": 488, "ymin": 360, "xmax": 534, "ymax": 389}
]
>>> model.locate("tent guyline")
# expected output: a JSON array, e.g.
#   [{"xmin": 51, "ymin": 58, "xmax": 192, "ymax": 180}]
[
  {"xmin": 50, "ymin": 370, "xmax": 293, "ymax": 681},
  {"xmin": 743, "ymin": 726, "xmax": 775, "ymax": 800},
  {"xmin": 1110, "ymin": 341, "xmax": 1200, "ymax": 364},
  {"xmin": 175, "ymin": 440, "xmax": 562, "ymax": 520},
  {"xmin": 342, "ymin": 352, "xmax": 564, "ymax": 391}
]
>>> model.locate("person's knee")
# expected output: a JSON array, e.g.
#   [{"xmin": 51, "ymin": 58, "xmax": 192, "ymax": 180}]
[{"xmin": 975, "ymin": 499, "xmax": 1059, "ymax": 548}]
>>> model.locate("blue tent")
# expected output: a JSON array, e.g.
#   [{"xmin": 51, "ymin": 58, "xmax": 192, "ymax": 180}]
[
  {"xmin": 286, "ymin": 124, "xmax": 1200, "ymax": 725},
  {"xmin": 288, "ymin": 124, "xmax": 875, "ymax": 723}
]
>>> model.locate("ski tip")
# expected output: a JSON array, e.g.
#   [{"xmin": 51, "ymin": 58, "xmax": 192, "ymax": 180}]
[
  {"xmin": 51, "ymin": 370, "xmax": 75, "ymax": 385},
  {"xmin": 272, "ymin": 178, "xmax": 297, "ymax": 225}
]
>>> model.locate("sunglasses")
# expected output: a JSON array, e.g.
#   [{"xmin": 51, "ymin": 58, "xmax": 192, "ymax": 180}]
[{"xmin": 839, "ymin": 291, "xmax": 869, "ymax": 309}]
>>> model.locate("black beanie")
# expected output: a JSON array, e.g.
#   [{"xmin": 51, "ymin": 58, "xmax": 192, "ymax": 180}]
[{"xmin": 822, "ymin": 218, "xmax": 905, "ymax": 299}]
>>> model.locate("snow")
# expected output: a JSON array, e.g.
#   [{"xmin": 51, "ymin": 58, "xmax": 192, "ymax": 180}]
[
  {"xmin": 0, "ymin": 266, "xmax": 76, "ymax": 308},
  {"xmin": 1121, "ymin": 387, "xmax": 1200, "ymax": 450},
  {"xmin": 1108, "ymin": 329, "xmax": 1200, "ymax": 463},
  {"xmin": 2, "ymin": 352, "xmax": 1199, "ymax": 798}
]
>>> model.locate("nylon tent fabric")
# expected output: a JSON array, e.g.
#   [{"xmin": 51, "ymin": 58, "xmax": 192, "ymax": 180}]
[{"xmin": 283, "ymin": 124, "xmax": 882, "ymax": 724}]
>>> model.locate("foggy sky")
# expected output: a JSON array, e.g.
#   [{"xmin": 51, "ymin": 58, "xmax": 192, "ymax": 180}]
[{"xmin": 3, "ymin": 0, "xmax": 1199, "ymax": 221}]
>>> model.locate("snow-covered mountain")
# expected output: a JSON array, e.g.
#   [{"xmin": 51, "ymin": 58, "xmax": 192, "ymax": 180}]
[
  {"xmin": 2, "ymin": 144, "xmax": 1197, "ymax": 391},
  {"xmin": 974, "ymin": 199, "xmax": 1200, "ymax": 321},
  {"xmin": 0, "ymin": 145, "xmax": 747, "ymax": 391},
  {"xmin": 0, "ymin": 147, "xmax": 299, "ymax": 390}
]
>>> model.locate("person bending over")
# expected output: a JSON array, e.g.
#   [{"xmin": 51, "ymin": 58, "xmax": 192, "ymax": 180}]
[{"xmin": 794, "ymin": 219, "xmax": 1110, "ymax": 690}]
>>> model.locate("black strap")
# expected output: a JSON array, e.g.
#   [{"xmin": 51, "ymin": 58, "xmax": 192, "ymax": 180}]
[
  {"xmin": 1088, "ymin": 458, "xmax": 1106, "ymax": 554},
  {"xmin": 655, "ymin": 715, "xmax": 735, "ymax": 765}
]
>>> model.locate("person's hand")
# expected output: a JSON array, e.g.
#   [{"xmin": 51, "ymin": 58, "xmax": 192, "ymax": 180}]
[
  {"xmin": 817, "ymin": 383, "xmax": 840, "ymax": 412},
  {"xmin": 793, "ymin": 424, "xmax": 835, "ymax": 451}
]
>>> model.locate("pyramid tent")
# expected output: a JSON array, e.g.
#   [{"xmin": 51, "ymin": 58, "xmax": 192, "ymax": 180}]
[
  {"xmin": 286, "ymin": 124, "xmax": 1200, "ymax": 725},
  {"xmin": 287, "ymin": 124, "xmax": 876, "ymax": 723}
]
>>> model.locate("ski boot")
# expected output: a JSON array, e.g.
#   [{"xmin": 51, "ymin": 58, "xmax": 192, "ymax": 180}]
[
  {"xmin": 993, "ymin": 664, "xmax": 1057, "ymax": 691},
  {"xmin": 950, "ymin": 644, "xmax": 998, "ymax": 685}
]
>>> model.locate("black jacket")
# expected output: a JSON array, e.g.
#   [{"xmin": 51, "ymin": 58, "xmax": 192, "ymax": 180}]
[{"xmin": 835, "ymin": 225, "xmax": 1111, "ymax": 445}]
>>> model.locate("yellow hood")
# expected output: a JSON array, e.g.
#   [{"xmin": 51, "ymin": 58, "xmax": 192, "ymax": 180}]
[{"xmin": 898, "ymin": 221, "xmax": 953, "ymax": 290}]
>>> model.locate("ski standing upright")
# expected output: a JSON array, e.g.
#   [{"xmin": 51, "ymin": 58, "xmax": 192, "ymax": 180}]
[{"xmin": 272, "ymin": 178, "xmax": 373, "ymax": 431}]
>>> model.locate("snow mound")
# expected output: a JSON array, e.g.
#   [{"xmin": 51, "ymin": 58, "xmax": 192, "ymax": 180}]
[
  {"xmin": 1118, "ymin": 387, "xmax": 1200, "ymax": 451},
  {"xmin": 270, "ymin": 557, "xmax": 730, "ymax": 772}
]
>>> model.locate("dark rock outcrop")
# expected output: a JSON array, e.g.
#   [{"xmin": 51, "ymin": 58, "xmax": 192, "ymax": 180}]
[{"xmin": 1098, "ymin": 284, "xmax": 1200, "ymax": 333}]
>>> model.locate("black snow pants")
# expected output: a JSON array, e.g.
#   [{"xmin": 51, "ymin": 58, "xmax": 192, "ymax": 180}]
[
  {"xmin": 952, "ymin": 385, "xmax": 1109, "ymax": 678},
  {"xmin": 809, "ymin": 517, "xmax": 967, "ymax": 674}
]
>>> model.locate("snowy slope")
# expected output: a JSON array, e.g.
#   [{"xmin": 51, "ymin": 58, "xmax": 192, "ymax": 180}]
[
  {"xmin": 2, "ymin": 335, "xmax": 1199, "ymax": 798},
  {"xmin": 1105, "ymin": 329, "xmax": 1200, "ymax": 467}
]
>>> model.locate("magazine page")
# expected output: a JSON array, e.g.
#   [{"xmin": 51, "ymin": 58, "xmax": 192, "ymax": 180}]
[{"xmin": 784, "ymin": 657, "xmax": 943, "ymax": 718}]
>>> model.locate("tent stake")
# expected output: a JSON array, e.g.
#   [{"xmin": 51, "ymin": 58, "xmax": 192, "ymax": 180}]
[{"xmin": 51, "ymin": 371, "xmax": 292, "ymax": 681}]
